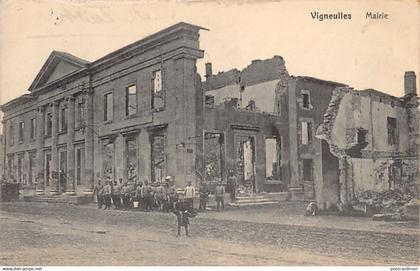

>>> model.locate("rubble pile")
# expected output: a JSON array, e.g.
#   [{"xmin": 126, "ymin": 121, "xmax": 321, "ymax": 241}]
[{"xmin": 356, "ymin": 189, "xmax": 417, "ymax": 214}]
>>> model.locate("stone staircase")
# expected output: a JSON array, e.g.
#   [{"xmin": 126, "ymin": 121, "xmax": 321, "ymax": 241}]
[
  {"xmin": 229, "ymin": 192, "xmax": 289, "ymax": 207},
  {"xmin": 23, "ymin": 194, "xmax": 92, "ymax": 205}
]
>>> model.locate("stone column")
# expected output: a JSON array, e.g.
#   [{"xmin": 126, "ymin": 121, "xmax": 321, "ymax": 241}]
[
  {"xmin": 287, "ymin": 79, "xmax": 304, "ymax": 200},
  {"xmin": 50, "ymin": 101, "xmax": 59, "ymax": 195},
  {"xmin": 1, "ymin": 120, "xmax": 6, "ymax": 179},
  {"xmin": 66, "ymin": 96, "xmax": 76, "ymax": 195},
  {"xmin": 35, "ymin": 106, "xmax": 45, "ymax": 195},
  {"xmin": 83, "ymin": 88, "xmax": 94, "ymax": 194},
  {"xmin": 338, "ymin": 156, "xmax": 348, "ymax": 204}
]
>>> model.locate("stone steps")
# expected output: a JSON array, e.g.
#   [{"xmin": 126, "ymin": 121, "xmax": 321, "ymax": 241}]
[
  {"xmin": 23, "ymin": 195, "xmax": 92, "ymax": 205},
  {"xmin": 229, "ymin": 194, "xmax": 281, "ymax": 207}
]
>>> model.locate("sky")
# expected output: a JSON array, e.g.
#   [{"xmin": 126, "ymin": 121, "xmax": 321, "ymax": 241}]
[{"xmin": 0, "ymin": 0, "xmax": 419, "ymax": 110}]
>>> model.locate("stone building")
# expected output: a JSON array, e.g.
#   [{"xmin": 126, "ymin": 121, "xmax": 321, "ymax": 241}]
[
  {"xmin": 1, "ymin": 22, "xmax": 206, "ymax": 196},
  {"xmin": 316, "ymin": 72, "xmax": 419, "ymax": 209},
  {"xmin": 1, "ymin": 22, "xmax": 418, "ymax": 204}
]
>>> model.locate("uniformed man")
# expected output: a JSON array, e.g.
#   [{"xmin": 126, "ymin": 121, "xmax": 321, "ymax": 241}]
[
  {"xmin": 141, "ymin": 180, "xmax": 152, "ymax": 212},
  {"xmin": 112, "ymin": 180, "xmax": 122, "ymax": 209},
  {"xmin": 93, "ymin": 179, "xmax": 104, "ymax": 209},
  {"xmin": 121, "ymin": 182, "xmax": 131, "ymax": 210},
  {"xmin": 184, "ymin": 181, "xmax": 196, "ymax": 210},
  {"xmin": 102, "ymin": 181, "xmax": 112, "ymax": 210},
  {"xmin": 173, "ymin": 194, "xmax": 191, "ymax": 237}
]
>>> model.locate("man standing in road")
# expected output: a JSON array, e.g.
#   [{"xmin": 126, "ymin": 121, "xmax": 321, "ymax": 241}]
[
  {"xmin": 102, "ymin": 181, "xmax": 112, "ymax": 210},
  {"xmin": 184, "ymin": 181, "xmax": 196, "ymax": 210},
  {"xmin": 215, "ymin": 182, "xmax": 225, "ymax": 211},
  {"xmin": 227, "ymin": 170, "xmax": 237, "ymax": 202},
  {"xmin": 112, "ymin": 180, "xmax": 122, "ymax": 209}
]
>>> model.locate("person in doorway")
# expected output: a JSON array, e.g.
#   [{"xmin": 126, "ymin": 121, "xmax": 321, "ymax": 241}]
[
  {"xmin": 227, "ymin": 170, "xmax": 237, "ymax": 202},
  {"xmin": 102, "ymin": 181, "xmax": 112, "ymax": 210},
  {"xmin": 93, "ymin": 179, "xmax": 104, "ymax": 209},
  {"xmin": 184, "ymin": 181, "xmax": 196, "ymax": 210},
  {"xmin": 215, "ymin": 182, "xmax": 225, "ymax": 211}
]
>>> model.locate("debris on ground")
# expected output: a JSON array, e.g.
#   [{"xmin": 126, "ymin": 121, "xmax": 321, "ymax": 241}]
[{"xmin": 353, "ymin": 190, "xmax": 418, "ymax": 221}]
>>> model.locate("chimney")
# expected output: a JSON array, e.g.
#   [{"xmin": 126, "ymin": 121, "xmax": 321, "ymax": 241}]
[
  {"xmin": 205, "ymin": 63, "xmax": 212, "ymax": 79},
  {"xmin": 404, "ymin": 71, "xmax": 417, "ymax": 96}
]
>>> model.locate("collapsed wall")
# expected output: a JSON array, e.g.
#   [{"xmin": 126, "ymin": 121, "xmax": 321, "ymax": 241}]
[{"xmin": 316, "ymin": 86, "xmax": 419, "ymax": 213}]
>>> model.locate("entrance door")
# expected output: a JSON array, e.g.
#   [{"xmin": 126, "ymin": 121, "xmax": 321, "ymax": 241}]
[
  {"xmin": 75, "ymin": 147, "xmax": 85, "ymax": 187},
  {"xmin": 236, "ymin": 136, "xmax": 256, "ymax": 194},
  {"xmin": 45, "ymin": 153, "xmax": 52, "ymax": 187},
  {"xmin": 302, "ymin": 159, "xmax": 315, "ymax": 199},
  {"xmin": 59, "ymin": 151, "xmax": 67, "ymax": 193}
]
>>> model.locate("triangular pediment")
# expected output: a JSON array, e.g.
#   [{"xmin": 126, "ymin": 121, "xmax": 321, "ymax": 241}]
[{"xmin": 29, "ymin": 51, "xmax": 90, "ymax": 92}]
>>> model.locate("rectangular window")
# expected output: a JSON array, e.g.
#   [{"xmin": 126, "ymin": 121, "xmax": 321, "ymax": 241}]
[
  {"xmin": 104, "ymin": 93, "xmax": 113, "ymax": 122},
  {"xmin": 151, "ymin": 70, "xmax": 164, "ymax": 110},
  {"xmin": 302, "ymin": 93, "xmax": 310, "ymax": 109},
  {"xmin": 151, "ymin": 134, "xmax": 166, "ymax": 184},
  {"xmin": 387, "ymin": 117, "xmax": 398, "ymax": 145},
  {"xmin": 9, "ymin": 123, "xmax": 14, "ymax": 145},
  {"xmin": 77, "ymin": 102, "xmax": 85, "ymax": 127},
  {"xmin": 103, "ymin": 143, "xmax": 114, "ymax": 182},
  {"xmin": 18, "ymin": 155, "xmax": 23, "ymax": 183},
  {"xmin": 29, "ymin": 152, "xmax": 36, "ymax": 185},
  {"xmin": 75, "ymin": 147, "xmax": 85, "ymax": 185},
  {"xmin": 126, "ymin": 138, "xmax": 137, "ymax": 183},
  {"xmin": 45, "ymin": 113, "xmax": 52, "ymax": 136},
  {"xmin": 45, "ymin": 152, "xmax": 51, "ymax": 186},
  {"xmin": 60, "ymin": 107, "xmax": 67, "ymax": 132},
  {"xmin": 301, "ymin": 121, "xmax": 312, "ymax": 145},
  {"xmin": 18, "ymin": 122, "xmax": 25, "ymax": 142},
  {"xmin": 265, "ymin": 137, "xmax": 281, "ymax": 181},
  {"xmin": 126, "ymin": 85, "xmax": 137, "ymax": 116},
  {"xmin": 30, "ymin": 118, "xmax": 36, "ymax": 140},
  {"xmin": 7, "ymin": 157, "xmax": 13, "ymax": 179}
]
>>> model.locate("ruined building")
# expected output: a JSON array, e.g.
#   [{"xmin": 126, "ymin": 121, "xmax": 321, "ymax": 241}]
[
  {"xmin": 1, "ymin": 22, "xmax": 418, "ymax": 205},
  {"xmin": 316, "ymin": 72, "xmax": 419, "ymax": 209}
]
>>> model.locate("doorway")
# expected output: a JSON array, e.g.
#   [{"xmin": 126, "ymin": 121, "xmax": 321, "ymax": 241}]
[
  {"xmin": 236, "ymin": 135, "xmax": 256, "ymax": 194},
  {"xmin": 302, "ymin": 159, "xmax": 315, "ymax": 199},
  {"xmin": 44, "ymin": 152, "xmax": 51, "ymax": 188},
  {"xmin": 59, "ymin": 150, "xmax": 67, "ymax": 193}
]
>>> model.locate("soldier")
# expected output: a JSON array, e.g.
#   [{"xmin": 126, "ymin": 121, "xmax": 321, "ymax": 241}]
[
  {"xmin": 227, "ymin": 170, "xmax": 237, "ymax": 202},
  {"xmin": 141, "ymin": 180, "xmax": 152, "ymax": 212},
  {"xmin": 199, "ymin": 182, "xmax": 209, "ymax": 211},
  {"xmin": 134, "ymin": 182, "xmax": 142, "ymax": 209},
  {"xmin": 155, "ymin": 182, "xmax": 164, "ymax": 211},
  {"xmin": 112, "ymin": 179, "xmax": 122, "ymax": 209},
  {"xmin": 173, "ymin": 195, "xmax": 191, "ymax": 237},
  {"xmin": 215, "ymin": 182, "xmax": 226, "ymax": 211},
  {"xmin": 93, "ymin": 179, "xmax": 104, "ymax": 209},
  {"xmin": 121, "ymin": 182, "xmax": 131, "ymax": 210},
  {"xmin": 184, "ymin": 181, "xmax": 196, "ymax": 210},
  {"xmin": 103, "ymin": 181, "xmax": 112, "ymax": 210}
]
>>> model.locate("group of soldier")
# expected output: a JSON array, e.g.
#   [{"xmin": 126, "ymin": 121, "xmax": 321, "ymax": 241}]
[
  {"xmin": 92, "ymin": 170, "xmax": 238, "ymax": 214},
  {"xmin": 93, "ymin": 176, "xmax": 179, "ymax": 212}
]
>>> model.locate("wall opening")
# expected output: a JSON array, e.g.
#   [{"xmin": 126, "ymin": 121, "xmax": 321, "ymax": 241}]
[
  {"xmin": 151, "ymin": 134, "xmax": 166, "ymax": 184},
  {"xmin": 203, "ymin": 132, "xmax": 224, "ymax": 184}
]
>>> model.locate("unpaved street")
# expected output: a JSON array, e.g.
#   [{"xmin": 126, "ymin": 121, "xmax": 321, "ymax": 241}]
[{"xmin": 0, "ymin": 202, "xmax": 418, "ymax": 266}]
